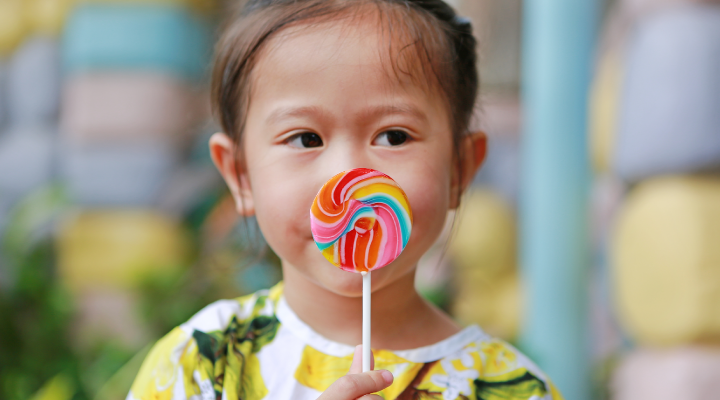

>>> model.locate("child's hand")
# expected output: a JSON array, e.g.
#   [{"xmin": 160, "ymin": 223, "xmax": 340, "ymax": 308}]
[{"xmin": 317, "ymin": 345, "xmax": 393, "ymax": 400}]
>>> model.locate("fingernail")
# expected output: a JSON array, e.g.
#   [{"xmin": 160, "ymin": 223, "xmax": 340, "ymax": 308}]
[{"xmin": 380, "ymin": 370, "xmax": 393, "ymax": 384}]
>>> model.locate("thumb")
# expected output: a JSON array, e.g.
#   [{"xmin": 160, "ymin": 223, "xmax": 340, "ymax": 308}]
[{"xmin": 349, "ymin": 345, "xmax": 375, "ymax": 374}]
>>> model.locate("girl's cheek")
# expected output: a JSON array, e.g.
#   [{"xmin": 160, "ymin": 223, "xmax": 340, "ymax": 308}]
[{"xmin": 255, "ymin": 179, "xmax": 315, "ymax": 244}]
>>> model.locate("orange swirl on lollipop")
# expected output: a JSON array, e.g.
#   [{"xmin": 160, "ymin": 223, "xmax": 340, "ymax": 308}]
[{"xmin": 310, "ymin": 168, "xmax": 413, "ymax": 273}]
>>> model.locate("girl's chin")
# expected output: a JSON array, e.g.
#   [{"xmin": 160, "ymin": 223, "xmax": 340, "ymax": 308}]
[
  {"xmin": 314, "ymin": 269, "xmax": 365, "ymax": 297},
  {"xmin": 312, "ymin": 265, "xmax": 400, "ymax": 298}
]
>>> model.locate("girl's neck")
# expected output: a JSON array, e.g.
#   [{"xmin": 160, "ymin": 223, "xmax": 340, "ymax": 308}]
[{"xmin": 281, "ymin": 264, "xmax": 461, "ymax": 350}]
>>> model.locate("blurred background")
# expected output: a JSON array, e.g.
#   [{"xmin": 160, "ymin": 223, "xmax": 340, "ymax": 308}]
[{"xmin": 0, "ymin": 0, "xmax": 718, "ymax": 399}]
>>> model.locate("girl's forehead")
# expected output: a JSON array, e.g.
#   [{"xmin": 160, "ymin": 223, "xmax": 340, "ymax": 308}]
[
  {"xmin": 243, "ymin": 13, "xmax": 451, "ymax": 134},
  {"xmin": 253, "ymin": 11, "xmax": 441, "ymax": 96}
]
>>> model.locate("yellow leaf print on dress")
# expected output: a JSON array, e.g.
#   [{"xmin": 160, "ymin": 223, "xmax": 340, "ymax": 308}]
[
  {"xmin": 294, "ymin": 346, "xmax": 353, "ymax": 391},
  {"xmin": 294, "ymin": 346, "xmax": 425, "ymax": 399},
  {"xmin": 129, "ymin": 327, "xmax": 193, "ymax": 400}
]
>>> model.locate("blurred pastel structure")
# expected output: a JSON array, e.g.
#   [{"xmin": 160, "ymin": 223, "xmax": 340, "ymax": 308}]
[
  {"xmin": 57, "ymin": 210, "xmax": 190, "ymax": 347},
  {"xmin": 60, "ymin": 73, "xmax": 200, "ymax": 146},
  {"xmin": 0, "ymin": 62, "xmax": 5, "ymax": 130},
  {"xmin": 60, "ymin": 144, "xmax": 178, "ymax": 206},
  {"xmin": 0, "ymin": 0, "xmax": 74, "ymax": 56},
  {"xmin": 0, "ymin": 125, "xmax": 55, "ymax": 205},
  {"xmin": 0, "ymin": 4, "xmax": 63, "ymax": 217},
  {"xmin": 612, "ymin": 176, "xmax": 720, "ymax": 345},
  {"xmin": 0, "ymin": 0, "xmax": 239, "ymax": 398},
  {"xmin": 0, "ymin": 0, "xmax": 27, "ymax": 57},
  {"xmin": 63, "ymin": 4, "xmax": 212, "ymax": 80},
  {"xmin": 612, "ymin": 347, "xmax": 720, "ymax": 400},
  {"xmin": 79, "ymin": 0, "xmax": 219, "ymax": 15},
  {"xmin": 58, "ymin": 2, "xmax": 212, "ymax": 207},
  {"xmin": 592, "ymin": 2, "xmax": 720, "ymax": 398},
  {"xmin": 26, "ymin": 0, "xmax": 75, "ymax": 36},
  {"xmin": 58, "ymin": 211, "xmax": 190, "ymax": 291},
  {"xmin": 52, "ymin": 1, "xmax": 214, "ymax": 349},
  {"xmin": 449, "ymin": 189, "xmax": 521, "ymax": 340},
  {"xmin": 7, "ymin": 36, "xmax": 61, "ymax": 126},
  {"xmin": 613, "ymin": 5, "xmax": 720, "ymax": 182},
  {"xmin": 589, "ymin": 49, "xmax": 623, "ymax": 175}
]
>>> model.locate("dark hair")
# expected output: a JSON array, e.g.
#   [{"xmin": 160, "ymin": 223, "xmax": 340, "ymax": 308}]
[{"xmin": 211, "ymin": 0, "xmax": 478, "ymax": 174}]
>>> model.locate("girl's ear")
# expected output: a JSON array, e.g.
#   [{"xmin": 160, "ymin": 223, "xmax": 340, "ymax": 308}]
[
  {"xmin": 450, "ymin": 131, "xmax": 487, "ymax": 209},
  {"xmin": 209, "ymin": 132, "xmax": 255, "ymax": 216}
]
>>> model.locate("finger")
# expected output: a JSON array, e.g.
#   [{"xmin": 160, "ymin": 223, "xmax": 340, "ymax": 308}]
[
  {"xmin": 348, "ymin": 345, "xmax": 376, "ymax": 374},
  {"xmin": 357, "ymin": 395, "xmax": 384, "ymax": 400},
  {"xmin": 321, "ymin": 370, "xmax": 393, "ymax": 400}
]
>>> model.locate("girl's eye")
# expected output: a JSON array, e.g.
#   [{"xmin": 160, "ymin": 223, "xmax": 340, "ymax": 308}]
[
  {"xmin": 373, "ymin": 130, "xmax": 409, "ymax": 147},
  {"xmin": 287, "ymin": 132, "xmax": 323, "ymax": 148}
]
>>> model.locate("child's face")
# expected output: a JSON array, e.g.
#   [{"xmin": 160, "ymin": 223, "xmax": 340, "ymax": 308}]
[{"xmin": 221, "ymin": 16, "xmax": 461, "ymax": 296}]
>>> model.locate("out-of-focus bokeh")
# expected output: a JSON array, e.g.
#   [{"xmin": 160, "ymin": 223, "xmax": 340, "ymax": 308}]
[
  {"xmin": 0, "ymin": 1, "xmax": 282, "ymax": 399},
  {"xmin": 0, "ymin": 0, "xmax": 718, "ymax": 399}
]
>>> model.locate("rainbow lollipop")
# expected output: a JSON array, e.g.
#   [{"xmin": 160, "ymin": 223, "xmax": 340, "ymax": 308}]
[{"xmin": 310, "ymin": 168, "xmax": 413, "ymax": 371}]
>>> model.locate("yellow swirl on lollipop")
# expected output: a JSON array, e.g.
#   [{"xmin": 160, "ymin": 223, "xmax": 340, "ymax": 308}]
[{"xmin": 310, "ymin": 168, "xmax": 413, "ymax": 273}]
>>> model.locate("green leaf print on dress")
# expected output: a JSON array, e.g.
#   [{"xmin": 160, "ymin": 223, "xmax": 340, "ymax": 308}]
[{"xmin": 193, "ymin": 313, "xmax": 280, "ymax": 400}]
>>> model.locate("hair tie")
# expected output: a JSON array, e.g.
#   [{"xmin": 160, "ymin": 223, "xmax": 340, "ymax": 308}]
[{"xmin": 452, "ymin": 15, "xmax": 471, "ymax": 27}]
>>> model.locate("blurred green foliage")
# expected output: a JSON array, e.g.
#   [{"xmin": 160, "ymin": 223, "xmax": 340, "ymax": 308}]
[
  {"xmin": 0, "ymin": 186, "xmax": 282, "ymax": 400},
  {"xmin": 0, "ymin": 237, "xmax": 84, "ymax": 400},
  {"xmin": 0, "ymin": 187, "xmax": 86, "ymax": 400}
]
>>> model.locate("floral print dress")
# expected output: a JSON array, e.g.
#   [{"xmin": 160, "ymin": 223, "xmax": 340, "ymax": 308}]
[{"xmin": 127, "ymin": 283, "xmax": 564, "ymax": 400}]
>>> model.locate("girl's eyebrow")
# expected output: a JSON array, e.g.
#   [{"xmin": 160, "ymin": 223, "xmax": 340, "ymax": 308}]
[
  {"xmin": 266, "ymin": 104, "xmax": 428, "ymax": 125},
  {"xmin": 358, "ymin": 104, "xmax": 428, "ymax": 124},
  {"xmin": 266, "ymin": 105, "xmax": 325, "ymax": 125}
]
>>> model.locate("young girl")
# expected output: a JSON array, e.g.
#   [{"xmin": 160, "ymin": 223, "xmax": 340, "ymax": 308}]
[{"xmin": 128, "ymin": 0, "xmax": 563, "ymax": 399}]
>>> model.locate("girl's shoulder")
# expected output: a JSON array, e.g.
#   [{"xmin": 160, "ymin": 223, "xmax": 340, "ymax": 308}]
[{"xmin": 182, "ymin": 281, "xmax": 283, "ymax": 335}]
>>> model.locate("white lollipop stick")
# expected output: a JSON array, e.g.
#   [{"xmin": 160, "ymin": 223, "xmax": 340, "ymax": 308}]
[{"xmin": 362, "ymin": 271, "xmax": 371, "ymax": 372}]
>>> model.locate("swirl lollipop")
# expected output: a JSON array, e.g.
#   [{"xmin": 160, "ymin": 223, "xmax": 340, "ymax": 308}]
[{"xmin": 310, "ymin": 168, "xmax": 413, "ymax": 371}]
